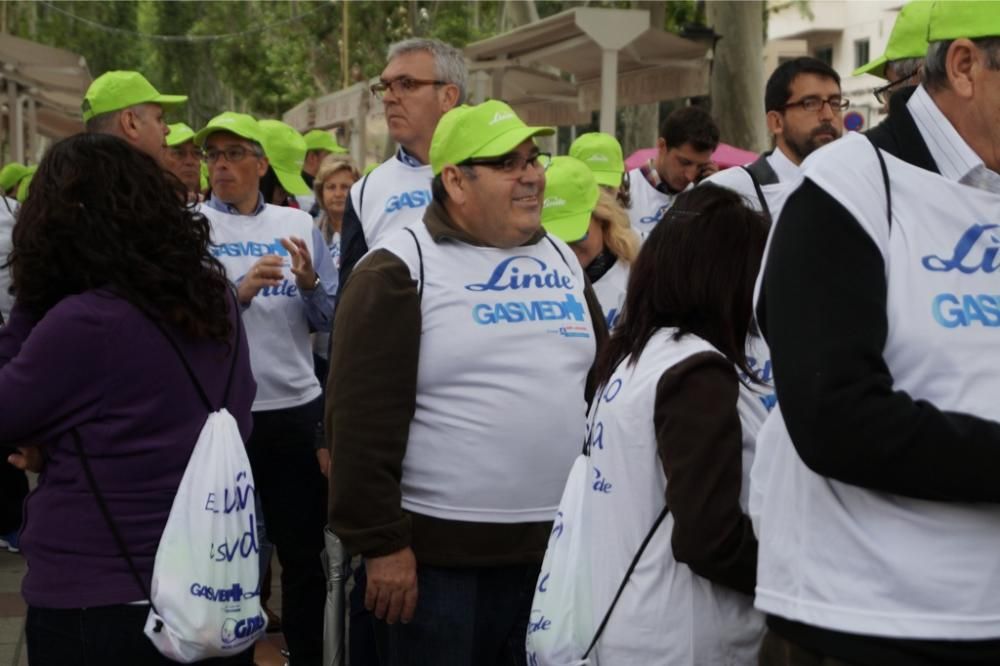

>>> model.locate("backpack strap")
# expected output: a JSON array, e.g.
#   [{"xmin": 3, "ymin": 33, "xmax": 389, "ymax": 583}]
[
  {"xmin": 543, "ymin": 233, "xmax": 573, "ymax": 269},
  {"xmin": 865, "ymin": 135, "xmax": 892, "ymax": 229},
  {"xmin": 583, "ymin": 503, "xmax": 670, "ymax": 659},
  {"xmin": 740, "ymin": 165, "xmax": 773, "ymax": 224},
  {"xmin": 403, "ymin": 227, "xmax": 424, "ymax": 301},
  {"xmin": 744, "ymin": 151, "xmax": 780, "ymax": 186}
]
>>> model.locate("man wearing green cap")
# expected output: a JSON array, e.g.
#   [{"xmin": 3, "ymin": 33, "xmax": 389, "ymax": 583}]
[
  {"xmin": 258, "ymin": 119, "xmax": 313, "ymax": 209},
  {"xmin": 755, "ymin": 2, "xmax": 1000, "ymax": 664},
  {"xmin": 327, "ymin": 99, "xmax": 606, "ymax": 665},
  {"xmin": 196, "ymin": 111, "xmax": 337, "ymax": 666},
  {"xmin": 82, "ymin": 70, "xmax": 187, "ymax": 163},
  {"xmin": 855, "ymin": 0, "xmax": 932, "ymax": 113},
  {"xmin": 163, "ymin": 122, "xmax": 203, "ymax": 200},
  {"xmin": 337, "ymin": 37, "xmax": 466, "ymax": 293}
]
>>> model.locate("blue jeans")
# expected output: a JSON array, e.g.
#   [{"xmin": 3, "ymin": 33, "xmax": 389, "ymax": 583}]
[
  {"xmin": 26, "ymin": 604, "xmax": 255, "ymax": 665},
  {"xmin": 368, "ymin": 562, "xmax": 541, "ymax": 666}
]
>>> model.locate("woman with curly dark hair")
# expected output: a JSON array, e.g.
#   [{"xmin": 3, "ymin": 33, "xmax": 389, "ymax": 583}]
[{"xmin": 0, "ymin": 133, "xmax": 256, "ymax": 665}]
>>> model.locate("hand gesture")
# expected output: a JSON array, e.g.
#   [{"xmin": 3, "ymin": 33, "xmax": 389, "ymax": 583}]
[
  {"xmin": 237, "ymin": 255, "xmax": 285, "ymax": 305},
  {"xmin": 280, "ymin": 236, "xmax": 318, "ymax": 292}
]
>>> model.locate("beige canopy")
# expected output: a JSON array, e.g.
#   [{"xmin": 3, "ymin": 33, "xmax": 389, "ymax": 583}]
[
  {"xmin": 464, "ymin": 7, "xmax": 711, "ymax": 131},
  {"xmin": 0, "ymin": 33, "xmax": 91, "ymax": 163}
]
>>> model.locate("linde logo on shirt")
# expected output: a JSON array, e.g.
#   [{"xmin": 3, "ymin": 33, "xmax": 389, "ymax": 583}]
[
  {"xmin": 384, "ymin": 189, "xmax": 432, "ymax": 213},
  {"xmin": 639, "ymin": 202, "xmax": 671, "ymax": 225},
  {"xmin": 211, "ymin": 239, "xmax": 290, "ymax": 258},
  {"xmin": 465, "ymin": 256, "xmax": 574, "ymax": 292},
  {"xmin": 923, "ymin": 223, "xmax": 1000, "ymax": 328}
]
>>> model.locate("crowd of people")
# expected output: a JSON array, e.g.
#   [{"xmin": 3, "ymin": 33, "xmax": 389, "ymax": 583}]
[{"xmin": 2, "ymin": 1, "xmax": 1000, "ymax": 665}]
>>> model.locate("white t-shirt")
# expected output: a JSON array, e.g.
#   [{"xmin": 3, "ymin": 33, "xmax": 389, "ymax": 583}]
[
  {"xmin": 592, "ymin": 258, "xmax": 629, "ymax": 330},
  {"xmin": 374, "ymin": 224, "xmax": 597, "ymax": 523},
  {"xmin": 351, "ymin": 152, "xmax": 433, "ymax": 250},
  {"xmin": 626, "ymin": 166, "xmax": 681, "ymax": 242}
]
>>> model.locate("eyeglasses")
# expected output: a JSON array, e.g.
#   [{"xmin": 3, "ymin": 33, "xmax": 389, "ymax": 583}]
[
  {"xmin": 168, "ymin": 146, "xmax": 205, "ymax": 160},
  {"xmin": 205, "ymin": 146, "xmax": 259, "ymax": 164},
  {"xmin": 780, "ymin": 96, "xmax": 850, "ymax": 113},
  {"xmin": 370, "ymin": 76, "xmax": 446, "ymax": 99},
  {"xmin": 873, "ymin": 76, "xmax": 914, "ymax": 105},
  {"xmin": 462, "ymin": 152, "xmax": 551, "ymax": 174}
]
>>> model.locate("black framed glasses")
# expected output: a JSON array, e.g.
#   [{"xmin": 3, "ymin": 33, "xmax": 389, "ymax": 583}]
[
  {"xmin": 873, "ymin": 77, "xmax": 913, "ymax": 105},
  {"xmin": 462, "ymin": 152, "xmax": 551, "ymax": 174},
  {"xmin": 370, "ymin": 76, "xmax": 446, "ymax": 99},
  {"xmin": 168, "ymin": 146, "xmax": 205, "ymax": 160},
  {"xmin": 780, "ymin": 96, "xmax": 850, "ymax": 113},
  {"xmin": 205, "ymin": 146, "xmax": 259, "ymax": 164}
]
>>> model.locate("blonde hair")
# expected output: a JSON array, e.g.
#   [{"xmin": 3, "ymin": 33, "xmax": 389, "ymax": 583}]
[
  {"xmin": 593, "ymin": 190, "xmax": 638, "ymax": 265},
  {"xmin": 314, "ymin": 155, "xmax": 360, "ymax": 243}
]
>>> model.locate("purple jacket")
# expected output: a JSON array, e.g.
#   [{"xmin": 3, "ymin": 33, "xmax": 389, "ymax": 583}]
[{"xmin": 0, "ymin": 290, "xmax": 255, "ymax": 608}]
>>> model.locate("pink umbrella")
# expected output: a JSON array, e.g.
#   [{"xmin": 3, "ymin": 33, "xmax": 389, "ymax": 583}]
[{"xmin": 624, "ymin": 142, "xmax": 759, "ymax": 171}]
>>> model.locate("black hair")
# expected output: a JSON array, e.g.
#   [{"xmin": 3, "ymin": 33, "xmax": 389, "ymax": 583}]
[
  {"xmin": 765, "ymin": 57, "xmax": 841, "ymax": 112},
  {"xmin": 9, "ymin": 133, "xmax": 233, "ymax": 343},
  {"xmin": 259, "ymin": 165, "xmax": 286, "ymax": 206},
  {"xmin": 660, "ymin": 106, "xmax": 720, "ymax": 153},
  {"xmin": 593, "ymin": 184, "xmax": 769, "ymax": 388}
]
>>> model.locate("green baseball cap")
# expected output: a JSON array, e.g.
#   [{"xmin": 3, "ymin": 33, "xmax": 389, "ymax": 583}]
[
  {"xmin": 16, "ymin": 165, "xmax": 37, "ymax": 204},
  {"xmin": 258, "ymin": 119, "xmax": 310, "ymax": 196},
  {"xmin": 194, "ymin": 112, "xmax": 264, "ymax": 147},
  {"xmin": 430, "ymin": 100, "xmax": 555, "ymax": 176},
  {"xmin": 854, "ymin": 0, "xmax": 933, "ymax": 78},
  {"xmin": 569, "ymin": 132, "xmax": 625, "ymax": 188},
  {"xmin": 166, "ymin": 122, "xmax": 196, "ymax": 147},
  {"xmin": 82, "ymin": 71, "xmax": 187, "ymax": 122},
  {"xmin": 200, "ymin": 161, "xmax": 209, "ymax": 192},
  {"xmin": 0, "ymin": 162, "xmax": 29, "ymax": 193},
  {"xmin": 540, "ymin": 156, "xmax": 600, "ymax": 243},
  {"xmin": 303, "ymin": 129, "xmax": 347, "ymax": 154},
  {"xmin": 928, "ymin": 0, "xmax": 1000, "ymax": 41}
]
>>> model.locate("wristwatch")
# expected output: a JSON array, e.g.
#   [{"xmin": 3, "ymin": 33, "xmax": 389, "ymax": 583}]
[{"xmin": 304, "ymin": 273, "xmax": 321, "ymax": 291}]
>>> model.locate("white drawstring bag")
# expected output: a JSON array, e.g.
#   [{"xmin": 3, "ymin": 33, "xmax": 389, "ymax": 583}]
[
  {"xmin": 526, "ymin": 453, "xmax": 595, "ymax": 666},
  {"xmin": 143, "ymin": 408, "xmax": 267, "ymax": 661},
  {"xmin": 75, "ymin": 301, "xmax": 265, "ymax": 662}
]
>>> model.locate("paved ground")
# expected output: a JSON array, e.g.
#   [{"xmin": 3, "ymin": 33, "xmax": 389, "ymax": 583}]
[{"xmin": 0, "ymin": 549, "xmax": 289, "ymax": 666}]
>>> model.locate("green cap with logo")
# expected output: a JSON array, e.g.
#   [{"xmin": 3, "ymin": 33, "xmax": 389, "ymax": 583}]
[
  {"xmin": 166, "ymin": 122, "xmax": 196, "ymax": 147},
  {"xmin": 853, "ymin": 0, "xmax": 933, "ymax": 78},
  {"xmin": 303, "ymin": 129, "xmax": 347, "ymax": 154},
  {"xmin": 540, "ymin": 156, "xmax": 600, "ymax": 243},
  {"xmin": 82, "ymin": 71, "xmax": 187, "ymax": 122},
  {"xmin": 0, "ymin": 162, "xmax": 29, "ymax": 193},
  {"xmin": 569, "ymin": 132, "xmax": 625, "ymax": 188},
  {"xmin": 928, "ymin": 0, "xmax": 1000, "ymax": 41},
  {"xmin": 430, "ymin": 100, "xmax": 555, "ymax": 176},
  {"xmin": 194, "ymin": 112, "xmax": 264, "ymax": 147},
  {"xmin": 258, "ymin": 119, "xmax": 310, "ymax": 196},
  {"xmin": 16, "ymin": 165, "xmax": 37, "ymax": 204}
]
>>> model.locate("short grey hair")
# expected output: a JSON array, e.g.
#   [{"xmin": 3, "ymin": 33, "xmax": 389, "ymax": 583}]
[
  {"xmin": 924, "ymin": 38, "xmax": 1000, "ymax": 91},
  {"xmin": 884, "ymin": 57, "xmax": 924, "ymax": 83},
  {"xmin": 387, "ymin": 38, "xmax": 468, "ymax": 104}
]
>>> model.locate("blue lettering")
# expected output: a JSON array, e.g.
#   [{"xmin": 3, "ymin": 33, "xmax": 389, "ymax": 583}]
[
  {"xmin": 639, "ymin": 204, "xmax": 670, "ymax": 225},
  {"xmin": 591, "ymin": 421, "xmax": 604, "ymax": 450},
  {"xmin": 932, "ymin": 292, "xmax": 1000, "ymax": 328},
  {"xmin": 603, "ymin": 379, "xmax": 622, "ymax": 402},
  {"xmin": 384, "ymin": 190, "xmax": 432, "ymax": 214},
  {"xmin": 189, "ymin": 582, "xmax": 253, "ymax": 603},
  {"xmin": 470, "ymin": 294, "xmax": 585, "ymax": 326},
  {"xmin": 527, "ymin": 611, "xmax": 552, "ymax": 634},
  {"xmin": 222, "ymin": 614, "xmax": 266, "ymax": 645},
  {"xmin": 592, "ymin": 467, "xmax": 613, "ymax": 494},
  {"xmin": 465, "ymin": 256, "xmax": 574, "ymax": 292},
  {"xmin": 605, "ymin": 308, "xmax": 619, "ymax": 330},
  {"xmin": 258, "ymin": 279, "xmax": 299, "ymax": 298},
  {"xmin": 537, "ymin": 573, "xmax": 550, "ymax": 593},
  {"xmin": 204, "ymin": 492, "xmax": 218, "ymax": 513},
  {"xmin": 210, "ymin": 239, "xmax": 290, "ymax": 258},
  {"xmin": 933, "ymin": 293, "xmax": 963, "ymax": 328},
  {"xmin": 210, "ymin": 513, "xmax": 259, "ymax": 562},
  {"xmin": 922, "ymin": 223, "xmax": 1000, "ymax": 273}
]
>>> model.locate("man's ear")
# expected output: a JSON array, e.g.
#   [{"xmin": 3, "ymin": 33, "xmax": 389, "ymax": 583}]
[
  {"xmin": 118, "ymin": 109, "xmax": 140, "ymax": 140},
  {"xmin": 440, "ymin": 83, "xmax": 461, "ymax": 113},
  {"xmin": 766, "ymin": 109, "xmax": 784, "ymax": 136},
  {"xmin": 256, "ymin": 156, "xmax": 269, "ymax": 178},
  {"xmin": 441, "ymin": 165, "xmax": 467, "ymax": 205},
  {"xmin": 946, "ymin": 38, "xmax": 978, "ymax": 99}
]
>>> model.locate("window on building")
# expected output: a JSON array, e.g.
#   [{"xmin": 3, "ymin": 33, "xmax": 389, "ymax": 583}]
[
  {"xmin": 815, "ymin": 46, "xmax": 834, "ymax": 67},
  {"xmin": 854, "ymin": 39, "xmax": 870, "ymax": 69}
]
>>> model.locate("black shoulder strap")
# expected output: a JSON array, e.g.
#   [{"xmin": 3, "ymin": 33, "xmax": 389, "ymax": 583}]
[
  {"xmin": 583, "ymin": 503, "xmax": 670, "ymax": 659},
  {"xmin": 543, "ymin": 233, "xmax": 572, "ymax": 269},
  {"xmin": 357, "ymin": 173, "xmax": 371, "ymax": 220},
  {"xmin": 740, "ymin": 165, "xmax": 773, "ymax": 224},
  {"xmin": 72, "ymin": 428, "xmax": 162, "ymax": 626},
  {"xmin": 403, "ymin": 227, "xmax": 424, "ymax": 301},
  {"xmin": 745, "ymin": 151, "xmax": 780, "ymax": 186},
  {"xmin": 866, "ymin": 135, "xmax": 892, "ymax": 229}
]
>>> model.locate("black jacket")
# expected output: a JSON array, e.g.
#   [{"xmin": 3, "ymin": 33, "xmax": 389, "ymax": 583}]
[{"xmin": 865, "ymin": 85, "xmax": 939, "ymax": 173}]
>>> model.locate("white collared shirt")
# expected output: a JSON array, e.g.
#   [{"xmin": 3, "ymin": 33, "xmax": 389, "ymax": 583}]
[{"xmin": 908, "ymin": 84, "xmax": 1000, "ymax": 194}]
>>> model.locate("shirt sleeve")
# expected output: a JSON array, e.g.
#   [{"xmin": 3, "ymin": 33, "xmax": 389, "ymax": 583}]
[
  {"xmin": 0, "ymin": 300, "xmax": 107, "ymax": 445},
  {"xmin": 299, "ymin": 226, "xmax": 338, "ymax": 332},
  {"xmin": 655, "ymin": 351, "xmax": 757, "ymax": 596},
  {"xmin": 760, "ymin": 178, "xmax": 1000, "ymax": 503},
  {"xmin": 325, "ymin": 249, "xmax": 419, "ymax": 557}
]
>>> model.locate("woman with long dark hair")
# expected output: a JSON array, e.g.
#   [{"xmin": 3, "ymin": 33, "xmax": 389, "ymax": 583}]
[
  {"xmin": 578, "ymin": 185, "xmax": 769, "ymax": 664},
  {"xmin": 0, "ymin": 133, "xmax": 255, "ymax": 665}
]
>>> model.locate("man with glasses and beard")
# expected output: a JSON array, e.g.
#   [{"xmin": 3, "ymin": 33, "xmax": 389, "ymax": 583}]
[
  {"xmin": 704, "ymin": 57, "xmax": 845, "ymax": 221},
  {"xmin": 336, "ymin": 38, "xmax": 465, "ymax": 292},
  {"xmin": 326, "ymin": 100, "xmax": 606, "ymax": 666}
]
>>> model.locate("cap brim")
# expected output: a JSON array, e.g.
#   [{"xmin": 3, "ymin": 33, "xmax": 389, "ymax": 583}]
[
  {"xmin": 592, "ymin": 171, "xmax": 623, "ymax": 188},
  {"xmin": 852, "ymin": 55, "xmax": 887, "ymax": 79},
  {"xmin": 166, "ymin": 129, "xmax": 196, "ymax": 147},
  {"xmin": 194, "ymin": 123, "xmax": 260, "ymax": 146},
  {"xmin": 473, "ymin": 125, "xmax": 556, "ymax": 161},
  {"xmin": 542, "ymin": 212, "xmax": 590, "ymax": 243},
  {"xmin": 273, "ymin": 166, "xmax": 311, "ymax": 196},
  {"xmin": 152, "ymin": 94, "xmax": 188, "ymax": 107}
]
